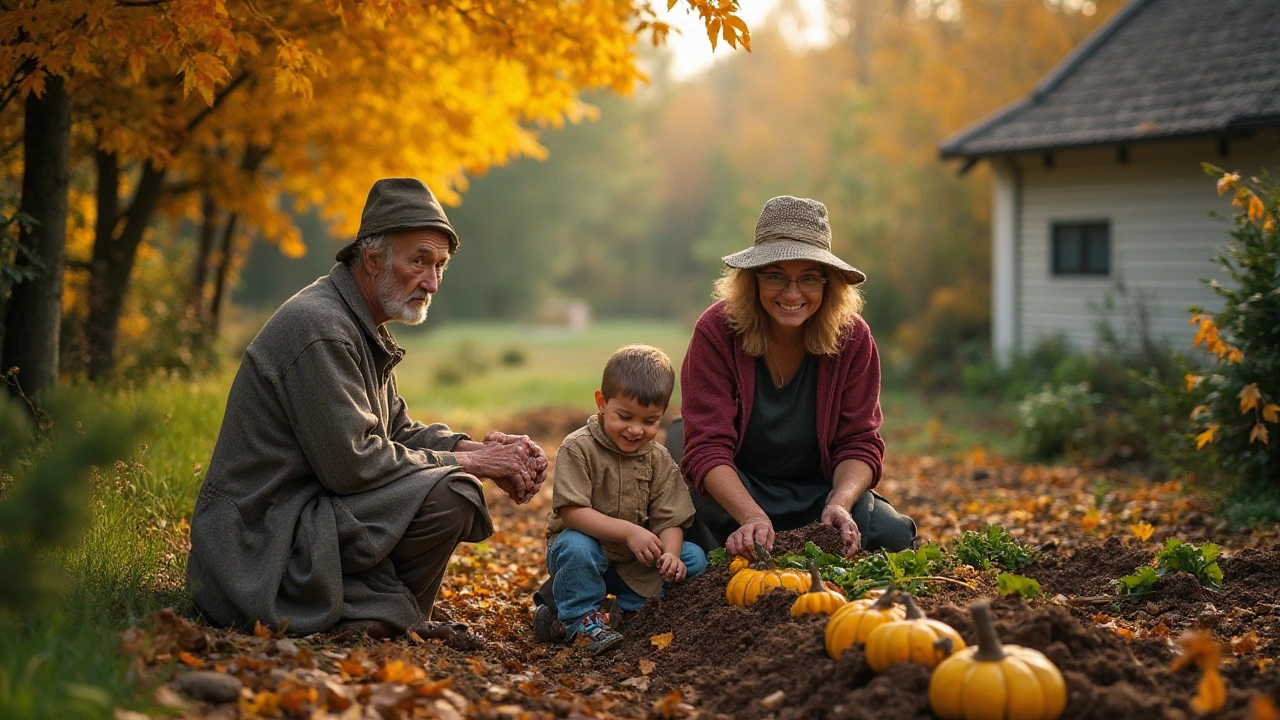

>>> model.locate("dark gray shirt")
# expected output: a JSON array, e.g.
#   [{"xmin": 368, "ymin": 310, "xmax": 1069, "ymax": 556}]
[{"xmin": 734, "ymin": 354, "xmax": 828, "ymax": 531}]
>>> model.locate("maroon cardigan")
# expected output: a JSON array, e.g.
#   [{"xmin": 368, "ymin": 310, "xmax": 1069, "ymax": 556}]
[{"xmin": 678, "ymin": 301, "xmax": 885, "ymax": 496}]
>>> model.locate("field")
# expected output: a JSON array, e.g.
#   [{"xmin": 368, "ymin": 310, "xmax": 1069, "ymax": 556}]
[{"xmin": 6, "ymin": 320, "xmax": 1275, "ymax": 719}]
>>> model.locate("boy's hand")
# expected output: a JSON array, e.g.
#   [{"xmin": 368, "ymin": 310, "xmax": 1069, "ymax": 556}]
[
  {"xmin": 624, "ymin": 526, "xmax": 663, "ymax": 566},
  {"xmin": 657, "ymin": 552, "xmax": 686, "ymax": 582}
]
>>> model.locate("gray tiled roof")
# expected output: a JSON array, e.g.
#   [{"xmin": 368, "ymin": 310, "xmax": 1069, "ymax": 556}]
[{"xmin": 939, "ymin": 0, "xmax": 1280, "ymax": 159}]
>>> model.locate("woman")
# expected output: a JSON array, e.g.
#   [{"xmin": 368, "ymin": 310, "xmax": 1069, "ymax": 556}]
[{"xmin": 670, "ymin": 195, "xmax": 916, "ymax": 560}]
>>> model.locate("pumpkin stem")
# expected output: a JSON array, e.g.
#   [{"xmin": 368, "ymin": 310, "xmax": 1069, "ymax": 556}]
[
  {"xmin": 869, "ymin": 585, "xmax": 898, "ymax": 610},
  {"xmin": 805, "ymin": 559, "xmax": 825, "ymax": 593},
  {"xmin": 901, "ymin": 594, "xmax": 926, "ymax": 620},
  {"xmin": 970, "ymin": 601, "xmax": 1009, "ymax": 662}
]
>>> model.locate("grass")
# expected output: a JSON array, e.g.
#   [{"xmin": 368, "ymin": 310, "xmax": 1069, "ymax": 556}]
[
  {"xmin": 880, "ymin": 387, "xmax": 1022, "ymax": 460},
  {"xmin": 1, "ymin": 376, "xmax": 225, "ymax": 719},
  {"xmin": 391, "ymin": 320, "xmax": 696, "ymax": 430},
  {"xmin": 0, "ymin": 319, "xmax": 1019, "ymax": 718}
]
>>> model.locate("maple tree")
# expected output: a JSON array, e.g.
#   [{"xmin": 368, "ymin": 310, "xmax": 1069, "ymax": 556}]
[{"xmin": 0, "ymin": 0, "xmax": 751, "ymax": 386}]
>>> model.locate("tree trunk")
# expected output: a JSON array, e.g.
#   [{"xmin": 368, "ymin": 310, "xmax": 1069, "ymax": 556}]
[
  {"xmin": 2, "ymin": 75, "xmax": 72, "ymax": 401},
  {"xmin": 208, "ymin": 211, "xmax": 240, "ymax": 336},
  {"xmin": 85, "ymin": 157, "xmax": 166, "ymax": 379},
  {"xmin": 187, "ymin": 192, "xmax": 218, "ymax": 322}
]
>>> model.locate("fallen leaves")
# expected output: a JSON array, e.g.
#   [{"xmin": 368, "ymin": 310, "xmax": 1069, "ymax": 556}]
[
  {"xmin": 1129, "ymin": 521, "xmax": 1154, "ymax": 542},
  {"xmin": 111, "ymin": 434, "xmax": 1280, "ymax": 720},
  {"xmin": 1171, "ymin": 632, "xmax": 1227, "ymax": 714}
]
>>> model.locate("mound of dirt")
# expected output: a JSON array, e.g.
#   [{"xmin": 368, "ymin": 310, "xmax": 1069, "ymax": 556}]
[{"xmin": 584, "ymin": 526, "xmax": 1280, "ymax": 720}]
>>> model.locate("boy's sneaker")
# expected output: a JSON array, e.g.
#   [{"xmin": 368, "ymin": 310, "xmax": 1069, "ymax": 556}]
[
  {"xmin": 565, "ymin": 609, "xmax": 623, "ymax": 656},
  {"xmin": 532, "ymin": 604, "xmax": 566, "ymax": 644}
]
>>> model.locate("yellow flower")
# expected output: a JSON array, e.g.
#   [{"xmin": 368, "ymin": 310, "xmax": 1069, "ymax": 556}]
[
  {"xmin": 1190, "ymin": 405, "xmax": 1209, "ymax": 420},
  {"xmin": 1248, "ymin": 193, "xmax": 1266, "ymax": 221},
  {"xmin": 1217, "ymin": 172, "xmax": 1239, "ymax": 196},
  {"xmin": 1185, "ymin": 374, "xmax": 1202, "ymax": 391},
  {"xmin": 1227, "ymin": 347, "xmax": 1243, "ymax": 364},
  {"xmin": 1129, "ymin": 522, "xmax": 1154, "ymax": 542}
]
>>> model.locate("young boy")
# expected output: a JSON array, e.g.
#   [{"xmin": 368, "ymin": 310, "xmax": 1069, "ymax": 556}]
[{"xmin": 534, "ymin": 345, "xmax": 707, "ymax": 656}]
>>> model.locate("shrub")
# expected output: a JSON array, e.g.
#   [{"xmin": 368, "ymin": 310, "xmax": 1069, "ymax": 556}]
[
  {"xmin": 1184, "ymin": 167, "xmax": 1280, "ymax": 488},
  {"xmin": 1016, "ymin": 382, "xmax": 1100, "ymax": 459}
]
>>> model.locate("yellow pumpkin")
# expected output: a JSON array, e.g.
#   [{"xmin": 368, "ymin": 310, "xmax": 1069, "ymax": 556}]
[
  {"xmin": 929, "ymin": 601, "xmax": 1067, "ymax": 720},
  {"xmin": 725, "ymin": 542, "xmax": 811, "ymax": 608},
  {"xmin": 824, "ymin": 586, "xmax": 906, "ymax": 660},
  {"xmin": 864, "ymin": 594, "xmax": 965, "ymax": 672},
  {"xmin": 729, "ymin": 555, "xmax": 751, "ymax": 574},
  {"xmin": 791, "ymin": 560, "xmax": 848, "ymax": 617}
]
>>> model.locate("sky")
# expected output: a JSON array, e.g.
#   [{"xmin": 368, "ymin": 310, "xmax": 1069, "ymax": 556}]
[{"xmin": 659, "ymin": 0, "xmax": 837, "ymax": 81}]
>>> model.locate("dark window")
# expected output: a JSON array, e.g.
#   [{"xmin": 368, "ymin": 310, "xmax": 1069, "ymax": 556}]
[{"xmin": 1051, "ymin": 221, "xmax": 1110, "ymax": 276}]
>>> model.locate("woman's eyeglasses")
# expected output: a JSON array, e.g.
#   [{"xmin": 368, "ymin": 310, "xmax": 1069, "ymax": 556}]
[{"xmin": 756, "ymin": 272, "xmax": 828, "ymax": 293}]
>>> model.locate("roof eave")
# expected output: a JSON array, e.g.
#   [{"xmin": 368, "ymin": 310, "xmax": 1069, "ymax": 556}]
[{"xmin": 936, "ymin": 0, "xmax": 1157, "ymax": 161}]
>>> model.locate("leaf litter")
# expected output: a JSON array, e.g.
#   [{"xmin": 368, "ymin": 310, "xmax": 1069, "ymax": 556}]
[{"xmin": 121, "ymin": 419, "xmax": 1280, "ymax": 718}]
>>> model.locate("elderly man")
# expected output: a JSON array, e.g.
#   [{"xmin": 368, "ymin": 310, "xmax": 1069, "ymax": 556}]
[{"xmin": 187, "ymin": 178, "xmax": 546, "ymax": 647}]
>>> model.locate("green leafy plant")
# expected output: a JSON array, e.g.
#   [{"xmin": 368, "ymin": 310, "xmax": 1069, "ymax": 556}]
[
  {"xmin": 1115, "ymin": 538, "xmax": 1223, "ymax": 596},
  {"xmin": 951, "ymin": 525, "xmax": 1036, "ymax": 572},
  {"xmin": 773, "ymin": 541, "xmax": 950, "ymax": 598},
  {"xmin": 707, "ymin": 547, "xmax": 730, "ymax": 566},
  {"xmin": 997, "ymin": 573, "xmax": 1041, "ymax": 599}
]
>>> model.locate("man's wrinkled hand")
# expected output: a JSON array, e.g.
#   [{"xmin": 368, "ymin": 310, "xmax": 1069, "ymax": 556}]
[
  {"xmin": 483, "ymin": 431, "xmax": 548, "ymax": 498},
  {"xmin": 726, "ymin": 515, "xmax": 774, "ymax": 559},
  {"xmin": 456, "ymin": 440, "xmax": 543, "ymax": 504},
  {"xmin": 821, "ymin": 504, "xmax": 862, "ymax": 558}
]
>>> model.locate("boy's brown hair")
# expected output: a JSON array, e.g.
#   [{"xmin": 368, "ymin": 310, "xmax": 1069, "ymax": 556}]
[{"xmin": 600, "ymin": 345, "xmax": 675, "ymax": 408}]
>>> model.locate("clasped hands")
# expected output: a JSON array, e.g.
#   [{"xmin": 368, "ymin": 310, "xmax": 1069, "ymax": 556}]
[
  {"xmin": 624, "ymin": 526, "xmax": 687, "ymax": 582},
  {"xmin": 453, "ymin": 431, "xmax": 547, "ymax": 505},
  {"xmin": 725, "ymin": 505, "xmax": 862, "ymax": 560}
]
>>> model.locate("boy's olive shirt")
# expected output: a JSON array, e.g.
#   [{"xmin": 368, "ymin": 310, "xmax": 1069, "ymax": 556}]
[{"xmin": 547, "ymin": 415, "xmax": 695, "ymax": 597}]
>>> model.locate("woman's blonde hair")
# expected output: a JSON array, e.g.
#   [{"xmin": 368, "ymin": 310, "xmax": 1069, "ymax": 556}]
[{"xmin": 712, "ymin": 266, "xmax": 864, "ymax": 357}]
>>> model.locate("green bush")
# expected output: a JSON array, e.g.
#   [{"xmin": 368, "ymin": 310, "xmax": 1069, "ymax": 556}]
[
  {"xmin": 1016, "ymin": 382, "xmax": 1100, "ymax": 459},
  {"xmin": 1185, "ymin": 166, "xmax": 1280, "ymax": 489}
]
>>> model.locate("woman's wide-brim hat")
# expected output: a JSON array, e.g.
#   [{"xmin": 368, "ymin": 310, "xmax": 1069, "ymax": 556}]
[{"xmin": 722, "ymin": 195, "xmax": 866, "ymax": 285}]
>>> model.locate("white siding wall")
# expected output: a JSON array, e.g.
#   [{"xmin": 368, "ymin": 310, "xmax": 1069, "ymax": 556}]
[{"xmin": 1012, "ymin": 131, "xmax": 1279, "ymax": 355}]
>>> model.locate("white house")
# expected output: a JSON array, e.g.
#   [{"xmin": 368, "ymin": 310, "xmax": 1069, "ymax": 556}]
[{"xmin": 939, "ymin": 0, "xmax": 1280, "ymax": 362}]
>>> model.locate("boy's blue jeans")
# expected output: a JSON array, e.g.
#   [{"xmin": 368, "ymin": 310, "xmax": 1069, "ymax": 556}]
[{"xmin": 546, "ymin": 529, "xmax": 708, "ymax": 622}]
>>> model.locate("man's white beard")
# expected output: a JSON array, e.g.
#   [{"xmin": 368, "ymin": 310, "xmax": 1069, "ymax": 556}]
[{"xmin": 376, "ymin": 262, "xmax": 430, "ymax": 325}]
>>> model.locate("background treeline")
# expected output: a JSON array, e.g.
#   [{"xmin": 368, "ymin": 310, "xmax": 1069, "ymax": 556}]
[{"xmin": 15, "ymin": 0, "xmax": 1119, "ymax": 384}]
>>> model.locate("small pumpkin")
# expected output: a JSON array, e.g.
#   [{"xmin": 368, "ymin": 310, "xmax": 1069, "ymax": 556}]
[
  {"xmin": 729, "ymin": 555, "xmax": 751, "ymax": 574},
  {"xmin": 791, "ymin": 559, "xmax": 849, "ymax": 617},
  {"xmin": 824, "ymin": 586, "xmax": 906, "ymax": 660},
  {"xmin": 864, "ymin": 594, "xmax": 965, "ymax": 672},
  {"xmin": 725, "ymin": 542, "xmax": 811, "ymax": 608},
  {"xmin": 929, "ymin": 601, "xmax": 1067, "ymax": 720}
]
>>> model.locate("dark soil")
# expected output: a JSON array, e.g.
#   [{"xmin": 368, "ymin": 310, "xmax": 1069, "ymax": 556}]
[{"xmin": 548, "ymin": 526, "xmax": 1280, "ymax": 720}]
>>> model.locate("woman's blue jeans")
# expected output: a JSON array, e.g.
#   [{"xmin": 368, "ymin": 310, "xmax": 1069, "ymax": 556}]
[{"xmin": 545, "ymin": 529, "xmax": 708, "ymax": 622}]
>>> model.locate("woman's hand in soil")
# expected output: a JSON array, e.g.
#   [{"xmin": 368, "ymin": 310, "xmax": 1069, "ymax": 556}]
[
  {"xmin": 625, "ymin": 526, "xmax": 664, "ymax": 566},
  {"xmin": 726, "ymin": 516, "xmax": 774, "ymax": 558},
  {"xmin": 657, "ymin": 552, "xmax": 687, "ymax": 582},
  {"xmin": 821, "ymin": 504, "xmax": 862, "ymax": 558}
]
